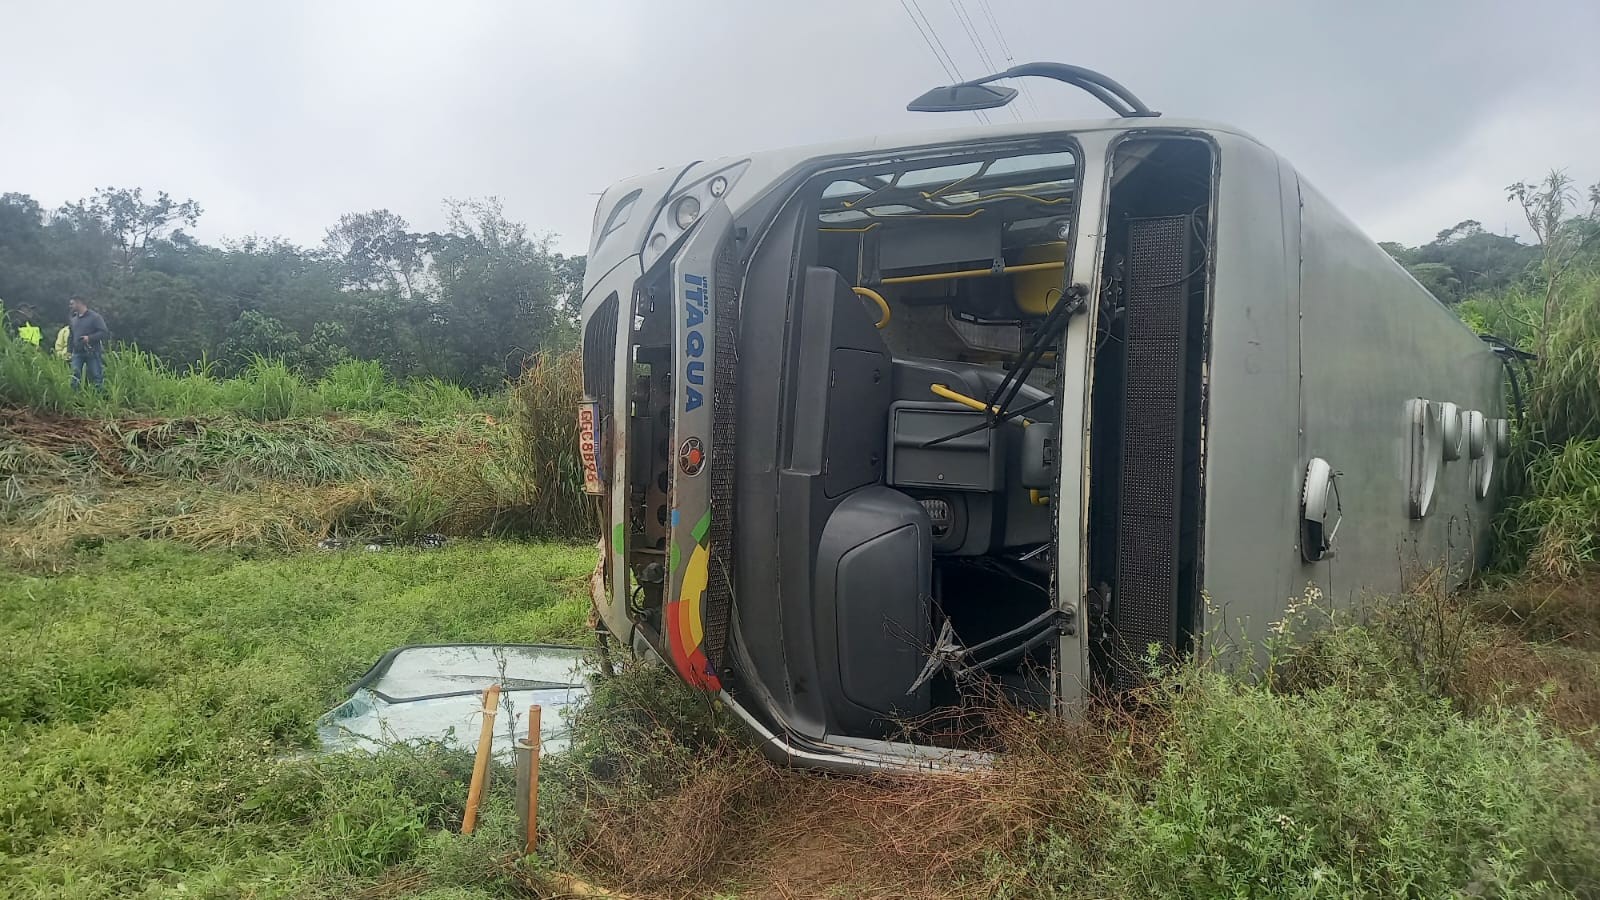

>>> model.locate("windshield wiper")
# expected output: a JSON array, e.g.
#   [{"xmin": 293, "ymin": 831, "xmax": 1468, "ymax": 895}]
[{"xmin": 921, "ymin": 282, "xmax": 1087, "ymax": 449}]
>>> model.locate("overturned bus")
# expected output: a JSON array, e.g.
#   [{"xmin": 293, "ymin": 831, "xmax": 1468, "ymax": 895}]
[{"xmin": 576, "ymin": 65, "xmax": 1509, "ymax": 772}]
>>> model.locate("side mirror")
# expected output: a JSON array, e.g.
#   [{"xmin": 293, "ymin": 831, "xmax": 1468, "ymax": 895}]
[
  {"xmin": 907, "ymin": 83, "xmax": 1019, "ymax": 113},
  {"xmin": 1021, "ymin": 423, "xmax": 1056, "ymax": 490},
  {"xmin": 1301, "ymin": 457, "xmax": 1341, "ymax": 563}
]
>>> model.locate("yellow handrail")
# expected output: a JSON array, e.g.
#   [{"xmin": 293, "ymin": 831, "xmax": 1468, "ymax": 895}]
[
  {"xmin": 851, "ymin": 286, "xmax": 892, "ymax": 329},
  {"xmin": 930, "ymin": 383, "xmax": 1049, "ymax": 505},
  {"xmin": 879, "ymin": 259, "xmax": 1062, "ymax": 286},
  {"xmin": 929, "ymin": 382, "xmax": 1033, "ymax": 426}
]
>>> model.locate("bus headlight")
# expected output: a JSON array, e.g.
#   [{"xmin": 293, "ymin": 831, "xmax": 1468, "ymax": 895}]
[
  {"xmin": 640, "ymin": 160, "xmax": 750, "ymax": 271},
  {"xmin": 673, "ymin": 195, "xmax": 702, "ymax": 229}
]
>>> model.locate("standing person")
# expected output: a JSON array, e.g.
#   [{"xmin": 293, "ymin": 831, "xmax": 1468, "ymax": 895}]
[
  {"xmin": 17, "ymin": 318, "xmax": 42, "ymax": 349},
  {"xmin": 54, "ymin": 324, "xmax": 71, "ymax": 360},
  {"xmin": 67, "ymin": 297, "xmax": 110, "ymax": 390}
]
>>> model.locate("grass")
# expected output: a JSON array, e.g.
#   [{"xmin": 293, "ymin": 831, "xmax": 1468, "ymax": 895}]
[
  {"xmin": 1463, "ymin": 269, "xmax": 1600, "ymax": 576},
  {"xmin": 6, "ymin": 268, "xmax": 1600, "ymax": 896},
  {"xmin": 1, "ymin": 353, "xmax": 596, "ymax": 569},
  {"xmin": 0, "ymin": 338, "xmax": 492, "ymax": 422},
  {"xmin": 0, "ymin": 539, "xmax": 596, "ymax": 898},
  {"xmin": 537, "ymin": 584, "xmax": 1600, "ymax": 900}
]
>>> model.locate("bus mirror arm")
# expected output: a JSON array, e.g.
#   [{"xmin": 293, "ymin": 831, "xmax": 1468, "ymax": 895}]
[{"xmin": 907, "ymin": 62, "xmax": 1159, "ymax": 118}]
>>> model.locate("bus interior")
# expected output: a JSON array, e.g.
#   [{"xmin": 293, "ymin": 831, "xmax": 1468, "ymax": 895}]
[
  {"xmin": 617, "ymin": 135, "xmax": 1218, "ymax": 746},
  {"xmin": 782, "ymin": 134, "xmax": 1216, "ymax": 740}
]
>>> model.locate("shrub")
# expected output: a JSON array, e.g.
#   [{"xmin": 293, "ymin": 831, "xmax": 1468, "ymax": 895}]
[
  {"xmin": 317, "ymin": 359, "xmax": 402, "ymax": 412},
  {"xmin": 1498, "ymin": 438, "xmax": 1600, "ymax": 578}
]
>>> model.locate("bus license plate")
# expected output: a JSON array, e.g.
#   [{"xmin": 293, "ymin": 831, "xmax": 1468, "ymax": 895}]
[{"xmin": 577, "ymin": 402, "xmax": 603, "ymax": 495}]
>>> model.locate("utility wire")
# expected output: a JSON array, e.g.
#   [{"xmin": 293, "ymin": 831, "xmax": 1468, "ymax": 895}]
[
  {"xmin": 899, "ymin": 0, "xmax": 958, "ymax": 84},
  {"xmin": 904, "ymin": 0, "xmax": 990, "ymax": 124},
  {"xmin": 951, "ymin": 0, "xmax": 998, "ymax": 72},
  {"xmin": 977, "ymin": 0, "xmax": 1041, "ymax": 117},
  {"xmin": 950, "ymin": 0, "xmax": 1022, "ymax": 122}
]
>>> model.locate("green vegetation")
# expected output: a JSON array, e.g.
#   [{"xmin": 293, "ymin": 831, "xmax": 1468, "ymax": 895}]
[
  {"xmin": 0, "ymin": 539, "xmax": 595, "ymax": 898},
  {"xmin": 532, "ymin": 584, "xmax": 1600, "ymax": 900},
  {"xmin": 0, "ymin": 189, "xmax": 582, "ymax": 389},
  {"xmin": 3, "ymin": 171, "xmax": 1600, "ymax": 898},
  {"xmin": 0, "ymin": 345, "xmax": 593, "ymax": 569}
]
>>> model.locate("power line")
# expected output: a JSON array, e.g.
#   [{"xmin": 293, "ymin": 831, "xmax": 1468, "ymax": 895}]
[
  {"xmin": 899, "ymin": 0, "xmax": 957, "ymax": 83},
  {"xmin": 900, "ymin": 0, "xmax": 990, "ymax": 125},
  {"xmin": 951, "ymin": 0, "xmax": 997, "ymax": 72},
  {"xmin": 950, "ymin": 0, "xmax": 1022, "ymax": 122},
  {"xmin": 909, "ymin": 0, "xmax": 967, "ymax": 81},
  {"xmin": 976, "ymin": 0, "xmax": 1041, "ymax": 118}
]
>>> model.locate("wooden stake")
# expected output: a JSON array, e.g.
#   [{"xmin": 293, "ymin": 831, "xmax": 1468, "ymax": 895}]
[
  {"xmin": 525, "ymin": 704, "xmax": 542, "ymax": 854},
  {"xmin": 461, "ymin": 683, "xmax": 501, "ymax": 835}
]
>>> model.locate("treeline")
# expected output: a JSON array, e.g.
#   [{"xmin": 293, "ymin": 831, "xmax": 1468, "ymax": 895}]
[
  {"xmin": 1379, "ymin": 220, "xmax": 1538, "ymax": 303},
  {"xmin": 1379, "ymin": 174, "xmax": 1600, "ymax": 308},
  {"xmin": 0, "ymin": 188, "xmax": 584, "ymax": 389}
]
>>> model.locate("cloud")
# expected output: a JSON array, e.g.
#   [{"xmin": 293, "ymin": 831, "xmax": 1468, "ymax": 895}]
[{"xmin": 3, "ymin": 0, "xmax": 1597, "ymax": 253}]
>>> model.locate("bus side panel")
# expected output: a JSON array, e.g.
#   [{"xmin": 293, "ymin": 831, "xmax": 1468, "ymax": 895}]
[
  {"xmin": 1197, "ymin": 135, "xmax": 1305, "ymax": 650},
  {"xmin": 1297, "ymin": 179, "xmax": 1502, "ymax": 602}
]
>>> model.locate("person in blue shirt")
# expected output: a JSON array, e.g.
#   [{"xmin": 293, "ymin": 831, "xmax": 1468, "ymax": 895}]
[{"xmin": 67, "ymin": 297, "xmax": 110, "ymax": 390}]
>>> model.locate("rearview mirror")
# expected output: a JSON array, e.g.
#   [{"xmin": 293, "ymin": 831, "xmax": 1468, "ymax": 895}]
[{"xmin": 906, "ymin": 83, "xmax": 1019, "ymax": 113}]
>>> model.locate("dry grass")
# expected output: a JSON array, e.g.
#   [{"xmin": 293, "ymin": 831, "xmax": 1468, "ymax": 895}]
[
  {"xmin": 1466, "ymin": 573, "xmax": 1600, "ymax": 746},
  {"xmin": 0, "ymin": 356, "xmax": 598, "ymax": 570},
  {"xmin": 1474, "ymin": 574, "xmax": 1600, "ymax": 648},
  {"xmin": 506, "ymin": 351, "xmax": 598, "ymax": 538},
  {"xmin": 548, "ymin": 667, "xmax": 1159, "ymax": 900},
  {"xmin": 1462, "ymin": 632, "xmax": 1600, "ymax": 746}
]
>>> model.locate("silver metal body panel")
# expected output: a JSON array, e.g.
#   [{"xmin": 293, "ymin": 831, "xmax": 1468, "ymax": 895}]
[
  {"xmin": 1191, "ymin": 134, "xmax": 1306, "ymax": 652},
  {"xmin": 580, "ymin": 118, "xmax": 1504, "ymax": 770},
  {"xmin": 1292, "ymin": 179, "xmax": 1501, "ymax": 596}
]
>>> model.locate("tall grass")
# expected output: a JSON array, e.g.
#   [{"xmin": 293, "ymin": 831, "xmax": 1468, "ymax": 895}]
[
  {"xmin": 1531, "ymin": 272, "xmax": 1600, "ymax": 448},
  {"xmin": 0, "ymin": 334, "xmax": 497, "ymax": 421},
  {"xmin": 1462, "ymin": 270, "xmax": 1600, "ymax": 576},
  {"xmin": 1499, "ymin": 438, "xmax": 1600, "ymax": 579},
  {"xmin": 0, "ymin": 349, "xmax": 594, "ymax": 568},
  {"xmin": 507, "ymin": 352, "xmax": 595, "ymax": 537},
  {"xmin": 316, "ymin": 359, "xmax": 402, "ymax": 412},
  {"xmin": 0, "ymin": 338, "xmax": 72, "ymax": 412}
]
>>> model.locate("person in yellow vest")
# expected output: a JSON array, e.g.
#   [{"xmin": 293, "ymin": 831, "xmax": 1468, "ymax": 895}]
[
  {"xmin": 55, "ymin": 325, "xmax": 71, "ymax": 360},
  {"xmin": 7, "ymin": 303, "xmax": 44, "ymax": 349}
]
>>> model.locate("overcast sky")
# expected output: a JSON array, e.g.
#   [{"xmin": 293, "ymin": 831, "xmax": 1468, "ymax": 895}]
[{"xmin": 4, "ymin": 1, "xmax": 1598, "ymax": 255}]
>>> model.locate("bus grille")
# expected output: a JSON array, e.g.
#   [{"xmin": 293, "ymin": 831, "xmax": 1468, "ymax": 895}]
[
  {"xmin": 704, "ymin": 241, "xmax": 739, "ymax": 675},
  {"xmin": 1110, "ymin": 215, "xmax": 1192, "ymax": 690}
]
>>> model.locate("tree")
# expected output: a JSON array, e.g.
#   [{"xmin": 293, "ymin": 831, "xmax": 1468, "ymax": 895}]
[
  {"xmin": 1507, "ymin": 170, "xmax": 1600, "ymax": 360},
  {"xmin": 1381, "ymin": 220, "xmax": 1537, "ymax": 304},
  {"xmin": 323, "ymin": 210, "xmax": 427, "ymax": 299},
  {"xmin": 431, "ymin": 197, "xmax": 576, "ymax": 386},
  {"xmin": 218, "ymin": 311, "xmax": 302, "ymax": 372},
  {"xmin": 58, "ymin": 187, "xmax": 202, "ymax": 275},
  {"xmin": 0, "ymin": 188, "xmax": 580, "ymax": 385}
]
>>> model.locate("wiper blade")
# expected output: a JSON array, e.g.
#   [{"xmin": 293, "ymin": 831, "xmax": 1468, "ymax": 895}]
[{"xmin": 920, "ymin": 395, "xmax": 1054, "ymax": 448}]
